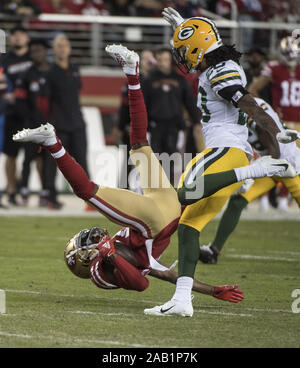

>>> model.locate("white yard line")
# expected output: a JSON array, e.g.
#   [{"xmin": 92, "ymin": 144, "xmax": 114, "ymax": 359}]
[
  {"xmin": 194, "ymin": 309, "xmax": 253, "ymax": 317},
  {"xmin": 3, "ymin": 288, "xmax": 294, "ymax": 315},
  {"xmin": 69, "ymin": 310, "xmax": 135, "ymax": 317},
  {"xmin": 225, "ymin": 254, "xmax": 298, "ymax": 262},
  {"xmin": 0, "ymin": 330, "xmax": 152, "ymax": 348}
]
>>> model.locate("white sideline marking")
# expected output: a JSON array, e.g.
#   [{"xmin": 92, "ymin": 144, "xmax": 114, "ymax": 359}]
[
  {"xmin": 69, "ymin": 310, "xmax": 134, "ymax": 317},
  {"xmin": 227, "ymin": 248, "xmax": 300, "ymax": 257},
  {"xmin": 226, "ymin": 254, "xmax": 298, "ymax": 262},
  {"xmin": 194, "ymin": 309, "xmax": 253, "ymax": 317},
  {"xmin": 4, "ymin": 288, "xmax": 294, "ymax": 315},
  {"xmin": 0, "ymin": 331, "xmax": 31, "ymax": 339},
  {"xmin": 0, "ymin": 330, "xmax": 151, "ymax": 348}
]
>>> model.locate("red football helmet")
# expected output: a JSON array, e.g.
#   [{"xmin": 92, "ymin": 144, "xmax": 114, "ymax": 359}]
[{"xmin": 279, "ymin": 36, "xmax": 300, "ymax": 67}]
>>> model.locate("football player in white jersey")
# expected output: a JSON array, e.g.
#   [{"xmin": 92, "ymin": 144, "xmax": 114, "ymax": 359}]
[
  {"xmin": 144, "ymin": 8, "xmax": 297, "ymax": 317},
  {"xmin": 198, "ymin": 98, "xmax": 300, "ymax": 264}
]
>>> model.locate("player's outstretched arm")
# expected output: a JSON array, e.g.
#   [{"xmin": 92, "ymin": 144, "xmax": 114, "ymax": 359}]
[
  {"xmin": 149, "ymin": 266, "xmax": 244, "ymax": 303},
  {"xmin": 238, "ymin": 94, "xmax": 280, "ymax": 158}
]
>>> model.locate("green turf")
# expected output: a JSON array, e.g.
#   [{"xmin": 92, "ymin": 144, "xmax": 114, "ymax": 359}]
[{"xmin": 0, "ymin": 216, "xmax": 299, "ymax": 348}]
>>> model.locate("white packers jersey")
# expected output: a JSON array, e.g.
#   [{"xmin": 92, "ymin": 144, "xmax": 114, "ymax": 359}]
[
  {"xmin": 248, "ymin": 98, "xmax": 300, "ymax": 174},
  {"xmin": 197, "ymin": 59, "xmax": 253, "ymax": 156}
]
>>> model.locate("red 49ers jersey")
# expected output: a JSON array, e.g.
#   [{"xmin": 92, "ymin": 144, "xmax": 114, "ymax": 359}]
[
  {"xmin": 89, "ymin": 218, "xmax": 179, "ymax": 290},
  {"xmin": 261, "ymin": 61, "xmax": 300, "ymax": 122},
  {"xmin": 111, "ymin": 218, "xmax": 179, "ymax": 272}
]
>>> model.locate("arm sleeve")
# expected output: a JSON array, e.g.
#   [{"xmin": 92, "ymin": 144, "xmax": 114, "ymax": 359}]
[{"xmin": 181, "ymin": 76, "xmax": 200, "ymax": 124}]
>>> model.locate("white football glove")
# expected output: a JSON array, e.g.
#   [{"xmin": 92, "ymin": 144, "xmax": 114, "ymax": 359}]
[
  {"xmin": 277, "ymin": 129, "xmax": 300, "ymax": 144},
  {"xmin": 162, "ymin": 7, "xmax": 185, "ymax": 30}
]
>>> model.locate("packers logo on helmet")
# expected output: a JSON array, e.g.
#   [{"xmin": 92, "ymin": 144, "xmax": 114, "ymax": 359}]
[
  {"xmin": 172, "ymin": 17, "xmax": 223, "ymax": 73},
  {"xmin": 178, "ymin": 27, "xmax": 194, "ymax": 41}
]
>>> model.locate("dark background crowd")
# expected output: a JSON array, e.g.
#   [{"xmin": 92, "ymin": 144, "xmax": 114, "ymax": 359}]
[{"xmin": 0, "ymin": 0, "xmax": 299, "ymax": 22}]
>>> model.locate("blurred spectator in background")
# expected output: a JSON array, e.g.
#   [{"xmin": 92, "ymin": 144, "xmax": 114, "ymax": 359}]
[
  {"xmin": 106, "ymin": 0, "xmax": 136, "ymax": 16},
  {"xmin": 35, "ymin": 0, "xmax": 71, "ymax": 14},
  {"xmin": 44, "ymin": 33, "xmax": 88, "ymax": 208},
  {"xmin": 14, "ymin": 39, "xmax": 51, "ymax": 206},
  {"xmin": 142, "ymin": 47, "xmax": 200, "ymax": 185},
  {"xmin": 0, "ymin": 67, "xmax": 14, "ymax": 208},
  {"xmin": 0, "ymin": 0, "xmax": 41, "ymax": 17},
  {"xmin": 164, "ymin": 0, "xmax": 199, "ymax": 18},
  {"xmin": 244, "ymin": 48, "xmax": 271, "ymax": 104},
  {"xmin": 135, "ymin": 0, "xmax": 163, "ymax": 17},
  {"xmin": 81, "ymin": 0, "xmax": 109, "ymax": 15},
  {"xmin": 0, "ymin": 26, "xmax": 32, "ymax": 206},
  {"xmin": 249, "ymin": 36, "xmax": 300, "ymax": 132},
  {"xmin": 218, "ymin": 0, "xmax": 263, "ymax": 51},
  {"xmin": 115, "ymin": 49, "xmax": 156, "ymax": 189},
  {"xmin": 249, "ymin": 36, "xmax": 300, "ymax": 211}
]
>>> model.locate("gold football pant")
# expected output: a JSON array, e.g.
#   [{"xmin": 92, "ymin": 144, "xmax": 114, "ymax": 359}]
[
  {"xmin": 241, "ymin": 176, "xmax": 300, "ymax": 206},
  {"xmin": 86, "ymin": 145, "xmax": 181, "ymax": 238},
  {"xmin": 178, "ymin": 147, "xmax": 249, "ymax": 232}
]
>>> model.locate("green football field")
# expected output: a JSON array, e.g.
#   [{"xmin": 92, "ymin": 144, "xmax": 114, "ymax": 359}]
[{"xmin": 0, "ymin": 216, "xmax": 299, "ymax": 348}]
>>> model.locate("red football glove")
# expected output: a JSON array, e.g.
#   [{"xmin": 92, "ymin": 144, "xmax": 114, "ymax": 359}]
[
  {"xmin": 96, "ymin": 236, "xmax": 116, "ymax": 259},
  {"xmin": 213, "ymin": 285, "xmax": 244, "ymax": 303}
]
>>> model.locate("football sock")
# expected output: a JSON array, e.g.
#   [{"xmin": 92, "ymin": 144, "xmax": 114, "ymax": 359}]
[
  {"xmin": 113, "ymin": 255, "xmax": 149, "ymax": 292},
  {"xmin": 177, "ymin": 224, "xmax": 200, "ymax": 279},
  {"xmin": 127, "ymin": 74, "xmax": 148, "ymax": 147},
  {"xmin": 178, "ymin": 170, "xmax": 238, "ymax": 205},
  {"xmin": 234, "ymin": 164, "xmax": 264, "ymax": 181},
  {"xmin": 211, "ymin": 194, "xmax": 249, "ymax": 252},
  {"xmin": 47, "ymin": 142, "xmax": 95, "ymax": 200},
  {"xmin": 172, "ymin": 276, "xmax": 193, "ymax": 304}
]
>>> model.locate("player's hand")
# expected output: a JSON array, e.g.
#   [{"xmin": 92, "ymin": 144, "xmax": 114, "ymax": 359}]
[
  {"xmin": 97, "ymin": 236, "xmax": 116, "ymax": 259},
  {"xmin": 213, "ymin": 285, "xmax": 244, "ymax": 303},
  {"xmin": 162, "ymin": 7, "xmax": 184, "ymax": 30},
  {"xmin": 277, "ymin": 129, "xmax": 300, "ymax": 144}
]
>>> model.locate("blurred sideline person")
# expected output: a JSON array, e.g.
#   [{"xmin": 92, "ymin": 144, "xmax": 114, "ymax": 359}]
[
  {"xmin": 142, "ymin": 47, "xmax": 200, "ymax": 185},
  {"xmin": 0, "ymin": 26, "xmax": 32, "ymax": 205},
  {"xmin": 14, "ymin": 39, "xmax": 51, "ymax": 206},
  {"xmin": 199, "ymin": 97, "xmax": 300, "ymax": 264},
  {"xmin": 249, "ymin": 36, "xmax": 300, "ymax": 209},
  {"xmin": 0, "ymin": 67, "xmax": 14, "ymax": 208},
  {"xmin": 13, "ymin": 45, "xmax": 293, "ymax": 312},
  {"xmin": 244, "ymin": 48, "xmax": 271, "ymax": 104},
  {"xmin": 44, "ymin": 33, "xmax": 89, "ymax": 209},
  {"xmin": 249, "ymin": 36, "xmax": 300, "ymax": 144},
  {"xmin": 143, "ymin": 8, "xmax": 297, "ymax": 317}
]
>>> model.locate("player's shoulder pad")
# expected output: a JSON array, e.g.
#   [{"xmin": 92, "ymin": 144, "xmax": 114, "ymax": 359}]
[{"xmin": 206, "ymin": 60, "xmax": 242, "ymax": 88}]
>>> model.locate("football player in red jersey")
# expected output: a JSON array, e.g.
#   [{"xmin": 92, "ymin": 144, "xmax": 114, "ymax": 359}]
[
  {"xmin": 249, "ymin": 36, "xmax": 300, "ymax": 145},
  {"xmin": 13, "ymin": 45, "xmax": 294, "ymax": 315}
]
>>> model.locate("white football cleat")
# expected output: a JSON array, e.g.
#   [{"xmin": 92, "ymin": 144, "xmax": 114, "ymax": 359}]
[
  {"xmin": 105, "ymin": 44, "xmax": 139, "ymax": 75},
  {"xmin": 144, "ymin": 299, "xmax": 193, "ymax": 317},
  {"xmin": 252, "ymin": 156, "xmax": 297, "ymax": 178},
  {"xmin": 12, "ymin": 123, "xmax": 57, "ymax": 146}
]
